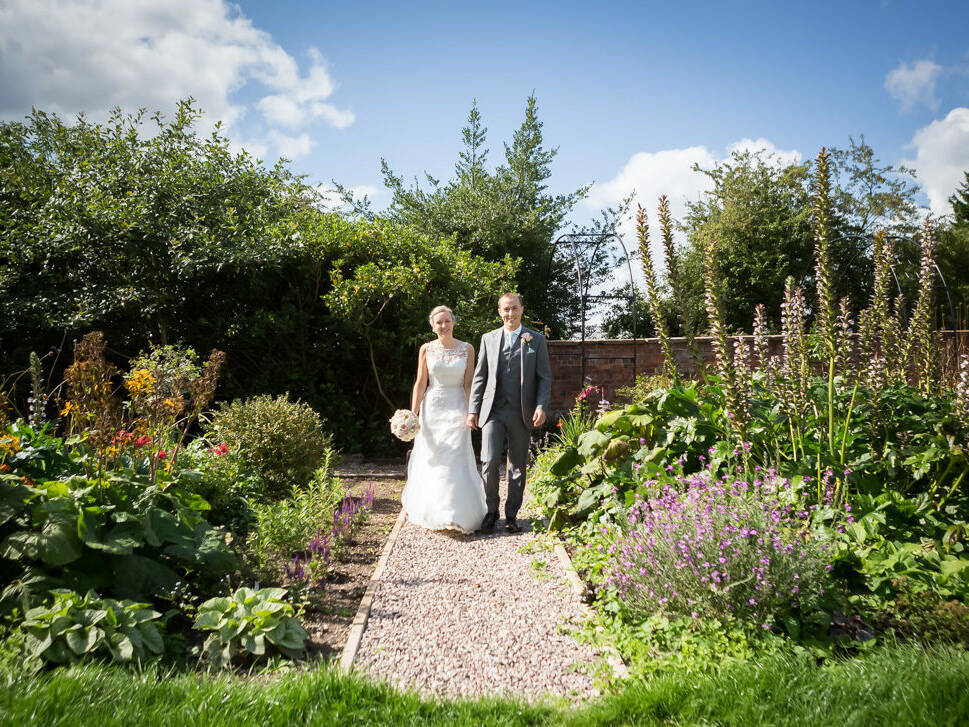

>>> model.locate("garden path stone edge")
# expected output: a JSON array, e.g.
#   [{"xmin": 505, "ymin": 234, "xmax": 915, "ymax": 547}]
[
  {"xmin": 339, "ymin": 507, "xmax": 408, "ymax": 673},
  {"xmin": 551, "ymin": 539, "xmax": 629, "ymax": 680}
]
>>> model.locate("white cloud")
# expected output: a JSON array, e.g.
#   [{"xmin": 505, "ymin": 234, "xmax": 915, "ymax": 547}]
[
  {"xmin": 586, "ymin": 138, "xmax": 802, "ymax": 277},
  {"xmin": 316, "ymin": 183, "xmax": 383, "ymax": 212},
  {"xmin": 267, "ymin": 130, "xmax": 313, "ymax": 160},
  {"xmin": 885, "ymin": 59, "xmax": 943, "ymax": 111},
  {"xmin": 727, "ymin": 138, "xmax": 802, "ymax": 166},
  {"xmin": 904, "ymin": 107, "xmax": 969, "ymax": 215},
  {"xmin": 0, "ymin": 0, "xmax": 353, "ymax": 158}
]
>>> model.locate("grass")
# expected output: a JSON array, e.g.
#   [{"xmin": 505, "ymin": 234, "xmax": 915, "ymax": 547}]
[{"xmin": 2, "ymin": 645, "xmax": 968, "ymax": 726}]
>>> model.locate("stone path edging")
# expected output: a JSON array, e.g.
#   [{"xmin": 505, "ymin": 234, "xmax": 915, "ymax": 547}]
[
  {"xmin": 551, "ymin": 539, "xmax": 629, "ymax": 680},
  {"xmin": 339, "ymin": 507, "xmax": 408, "ymax": 673}
]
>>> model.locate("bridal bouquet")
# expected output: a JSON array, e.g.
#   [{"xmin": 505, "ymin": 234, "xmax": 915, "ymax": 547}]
[{"xmin": 389, "ymin": 409, "xmax": 420, "ymax": 442}]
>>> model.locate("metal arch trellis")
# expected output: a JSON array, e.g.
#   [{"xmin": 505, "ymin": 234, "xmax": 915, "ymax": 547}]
[
  {"xmin": 551, "ymin": 232, "xmax": 639, "ymax": 388},
  {"xmin": 832, "ymin": 233, "xmax": 956, "ymax": 329}
]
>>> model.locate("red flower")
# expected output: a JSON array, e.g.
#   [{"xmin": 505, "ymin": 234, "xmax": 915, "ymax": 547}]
[
  {"xmin": 134, "ymin": 435, "xmax": 153, "ymax": 448},
  {"xmin": 156, "ymin": 450, "xmax": 167, "ymax": 460},
  {"xmin": 209, "ymin": 443, "xmax": 229, "ymax": 455},
  {"xmin": 557, "ymin": 419, "xmax": 563, "ymax": 428},
  {"xmin": 20, "ymin": 475, "xmax": 35, "ymax": 487}
]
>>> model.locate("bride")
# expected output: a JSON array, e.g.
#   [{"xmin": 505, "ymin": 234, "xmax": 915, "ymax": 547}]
[{"xmin": 401, "ymin": 305, "xmax": 487, "ymax": 534}]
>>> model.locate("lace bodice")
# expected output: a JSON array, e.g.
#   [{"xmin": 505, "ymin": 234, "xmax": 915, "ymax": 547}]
[{"xmin": 426, "ymin": 342, "xmax": 469, "ymax": 390}]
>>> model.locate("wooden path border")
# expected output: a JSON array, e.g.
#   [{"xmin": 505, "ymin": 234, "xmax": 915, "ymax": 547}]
[{"xmin": 339, "ymin": 508, "xmax": 408, "ymax": 673}]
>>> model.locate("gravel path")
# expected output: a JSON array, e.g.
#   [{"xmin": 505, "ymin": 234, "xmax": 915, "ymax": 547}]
[{"xmin": 354, "ymin": 489, "xmax": 598, "ymax": 701}]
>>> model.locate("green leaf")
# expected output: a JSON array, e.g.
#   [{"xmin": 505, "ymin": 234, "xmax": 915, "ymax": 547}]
[
  {"xmin": 193, "ymin": 611, "xmax": 223, "ymax": 630},
  {"xmin": 140, "ymin": 624, "xmax": 165, "ymax": 655},
  {"xmin": 65, "ymin": 627, "xmax": 98, "ymax": 655},
  {"xmin": 576, "ymin": 430, "xmax": 610, "ymax": 458},
  {"xmin": 549, "ymin": 446, "xmax": 582, "ymax": 476}
]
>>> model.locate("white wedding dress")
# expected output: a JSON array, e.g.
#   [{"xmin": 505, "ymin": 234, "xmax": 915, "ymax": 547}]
[{"xmin": 401, "ymin": 342, "xmax": 487, "ymax": 534}]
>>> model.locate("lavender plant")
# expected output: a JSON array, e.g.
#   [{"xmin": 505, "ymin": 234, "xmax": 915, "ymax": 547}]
[{"xmin": 603, "ymin": 467, "xmax": 836, "ymax": 626}]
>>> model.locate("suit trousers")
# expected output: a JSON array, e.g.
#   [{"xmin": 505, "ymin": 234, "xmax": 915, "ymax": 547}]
[{"xmin": 480, "ymin": 408, "xmax": 530, "ymax": 519}]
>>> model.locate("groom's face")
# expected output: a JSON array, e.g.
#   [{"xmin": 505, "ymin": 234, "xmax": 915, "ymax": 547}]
[{"xmin": 498, "ymin": 297, "xmax": 523, "ymax": 331}]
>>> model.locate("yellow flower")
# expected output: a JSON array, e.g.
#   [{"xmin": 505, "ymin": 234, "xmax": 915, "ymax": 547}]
[
  {"xmin": 60, "ymin": 401, "xmax": 76, "ymax": 416},
  {"xmin": 125, "ymin": 369, "xmax": 158, "ymax": 396},
  {"xmin": 164, "ymin": 396, "xmax": 183, "ymax": 413},
  {"xmin": 0, "ymin": 434, "xmax": 21, "ymax": 457}
]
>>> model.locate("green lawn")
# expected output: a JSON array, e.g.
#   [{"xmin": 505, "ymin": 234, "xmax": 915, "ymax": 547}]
[{"xmin": 2, "ymin": 645, "xmax": 967, "ymax": 727}]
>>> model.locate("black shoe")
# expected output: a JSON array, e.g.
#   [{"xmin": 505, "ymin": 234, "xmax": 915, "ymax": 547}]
[
  {"xmin": 504, "ymin": 517, "xmax": 521, "ymax": 533},
  {"xmin": 480, "ymin": 513, "xmax": 498, "ymax": 532}
]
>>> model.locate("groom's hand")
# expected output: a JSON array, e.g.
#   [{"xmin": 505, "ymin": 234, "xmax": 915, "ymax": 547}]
[
  {"xmin": 532, "ymin": 407, "xmax": 546, "ymax": 427},
  {"xmin": 466, "ymin": 413, "xmax": 479, "ymax": 429}
]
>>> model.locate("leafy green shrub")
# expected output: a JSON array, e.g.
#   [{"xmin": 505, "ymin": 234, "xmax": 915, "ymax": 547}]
[
  {"xmin": 615, "ymin": 373, "xmax": 675, "ymax": 404},
  {"xmin": 209, "ymin": 395, "xmax": 332, "ymax": 498},
  {"xmin": 0, "ymin": 461, "xmax": 238, "ymax": 610},
  {"xmin": 871, "ymin": 580, "xmax": 969, "ymax": 644},
  {"xmin": 20, "ymin": 589, "xmax": 164, "ymax": 668},
  {"xmin": 178, "ymin": 438, "xmax": 262, "ymax": 535},
  {"xmin": 193, "ymin": 587, "xmax": 307, "ymax": 668},
  {"xmin": 247, "ymin": 466, "xmax": 345, "ymax": 574}
]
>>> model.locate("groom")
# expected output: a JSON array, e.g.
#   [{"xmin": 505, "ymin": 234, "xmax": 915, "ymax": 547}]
[{"xmin": 467, "ymin": 293, "xmax": 552, "ymax": 533}]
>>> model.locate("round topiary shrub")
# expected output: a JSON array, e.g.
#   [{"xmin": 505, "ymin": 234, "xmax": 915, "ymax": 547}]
[{"xmin": 208, "ymin": 394, "xmax": 332, "ymax": 498}]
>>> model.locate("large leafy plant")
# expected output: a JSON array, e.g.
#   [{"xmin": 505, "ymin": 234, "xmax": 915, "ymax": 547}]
[
  {"xmin": 19, "ymin": 589, "xmax": 165, "ymax": 668},
  {"xmin": 193, "ymin": 587, "xmax": 307, "ymax": 668},
  {"xmin": 0, "ymin": 459, "xmax": 238, "ymax": 609}
]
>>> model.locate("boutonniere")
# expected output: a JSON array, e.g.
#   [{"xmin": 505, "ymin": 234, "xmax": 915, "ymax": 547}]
[{"xmin": 521, "ymin": 332, "xmax": 532, "ymax": 343}]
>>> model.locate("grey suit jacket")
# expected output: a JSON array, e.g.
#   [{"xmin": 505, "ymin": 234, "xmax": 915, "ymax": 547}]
[{"xmin": 469, "ymin": 326, "xmax": 552, "ymax": 428}]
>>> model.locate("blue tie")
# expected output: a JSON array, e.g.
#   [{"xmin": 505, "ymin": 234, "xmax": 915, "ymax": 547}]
[{"xmin": 506, "ymin": 331, "xmax": 517, "ymax": 350}]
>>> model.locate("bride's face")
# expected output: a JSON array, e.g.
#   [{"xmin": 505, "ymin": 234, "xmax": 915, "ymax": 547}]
[{"xmin": 431, "ymin": 312, "xmax": 454, "ymax": 338}]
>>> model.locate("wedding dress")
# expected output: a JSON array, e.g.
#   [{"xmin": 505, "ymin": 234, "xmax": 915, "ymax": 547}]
[{"xmin": 401, "ymin": 342, "xmax": 487, "ymax": 534}]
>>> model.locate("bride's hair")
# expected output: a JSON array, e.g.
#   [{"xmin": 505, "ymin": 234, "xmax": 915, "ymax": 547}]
[{"xmin": 428, "ymin": 305, "xmax": 455, "ymax": 325}]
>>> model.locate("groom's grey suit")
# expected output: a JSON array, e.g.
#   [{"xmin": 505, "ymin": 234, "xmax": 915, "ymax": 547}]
[{"xmin": 469, "ymin": 326, "xmax": 552, "ymax": 520}]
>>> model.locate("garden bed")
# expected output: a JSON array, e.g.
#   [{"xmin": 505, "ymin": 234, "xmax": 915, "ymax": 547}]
[{"xmin": 300, "ymin": 476, "xmax": 404, "ymax": 661}]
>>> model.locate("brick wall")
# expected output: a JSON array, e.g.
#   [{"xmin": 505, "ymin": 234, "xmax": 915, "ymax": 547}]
[{"xmin": 547, "ymin": 331, "xmax": 968, "ymax": 413}]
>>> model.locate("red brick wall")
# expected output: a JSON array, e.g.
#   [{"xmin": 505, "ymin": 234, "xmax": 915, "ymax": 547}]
[{"xmin": 547, "ymin": 332, "xmax": 968, "ymax": 413}]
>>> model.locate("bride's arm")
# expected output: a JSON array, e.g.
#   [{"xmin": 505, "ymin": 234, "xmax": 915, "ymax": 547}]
[
  {"xmin": 411, "ymin": 344, "xmax": 429, "ymax": 414},
  {"xmin": 463, "ymin": 342, "xmax": 475, "ymax": 404}
]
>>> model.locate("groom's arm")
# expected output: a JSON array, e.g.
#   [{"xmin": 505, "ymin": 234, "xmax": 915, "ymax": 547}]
[
  {"xmin": 535, "ymin": 333, "xmax": 552, "ymax": 414},
  {"xmin": 467, "ymin": 333, "xmax": 489, "ymax": 427}
]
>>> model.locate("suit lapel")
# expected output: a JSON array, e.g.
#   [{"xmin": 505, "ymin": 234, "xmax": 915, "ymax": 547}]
[
  {"xmin": 490, "ymin": 328, "xmax": 502, "ymax": 376},
  {"xmin": 518, "ymin": 327, "xmax": 532, "ymax": 383}
]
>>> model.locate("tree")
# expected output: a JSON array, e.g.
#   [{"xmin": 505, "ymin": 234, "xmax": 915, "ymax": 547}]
[
  {"xmin": 378, "ymin": 95, "xmax": 592, "ymax": 337},
  {"xmin": 0, "ymin": 102, "xmax": 517, "ymax": 453},
  {"xmin": 935, "ymin": 171, "xmax": 969, "ymax": 327},
  {"xmin": 0, "ymin": 101, "xmax": 313, "ymax": 353},
  {"xmin": 680, "ymin": 149, "xmax": 816, "ymax": 332},
  {"xmin": 668, "ymin": 140, "xmax": 922, "ymax": 334},
  {"xmin": 948, "ymin": 171, "xmax": 969, "ymax": 225},
  {"xmin": 829, "ymin": 136, "xmax": 920, "ymax": 238}
]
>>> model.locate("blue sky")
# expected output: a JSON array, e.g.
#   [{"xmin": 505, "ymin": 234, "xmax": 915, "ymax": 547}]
[{"xmin": 2, "ymin": 0, "xmax": 968, "ymax": 234}]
